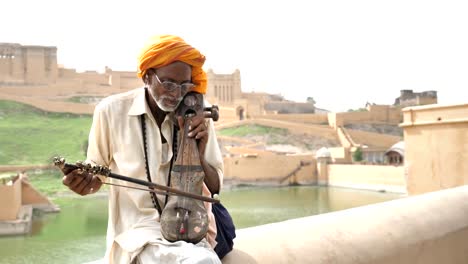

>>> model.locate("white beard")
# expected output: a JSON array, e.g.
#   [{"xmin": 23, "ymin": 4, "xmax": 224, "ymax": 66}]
[{"xmin": 148, "ymin": 88, "xmax": 183, "ymax": 112}]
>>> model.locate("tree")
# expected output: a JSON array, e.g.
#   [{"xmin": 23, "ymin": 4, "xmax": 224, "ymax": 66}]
[
  {"xmin": 306, "ymin": 97, "xmax": 316, "ymax": 104},
  {"xmin": 353, "ymin": 147, "xmax": 363, "ymax": 162}
]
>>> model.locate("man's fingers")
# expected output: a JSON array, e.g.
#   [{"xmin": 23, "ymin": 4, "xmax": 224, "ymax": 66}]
[
  {"xmin": 62, "ymin": 170, "xmax": 82, "ymax": 186},
  {"xmin": 195, "ymin": 130, "xmax": 208, "ymax": 139},
  {"xmin": 62, "ymin": 175, "xmax": 74, "ymax": 186},
  {"xmin": 177, "ymin": 116, "xmax": 184, "ymax": 129},
  {"xmin": 68, "ymin": 173, "xmax": 86, "ymax": 189},
  {"xmin": 188, "ymin": 118, "xmax": 208, "ymax": 138},
  {"xmin": 89, "ymin": 176, "xmax": 103, "ymax": 194},
  {"xmin": 62, "ymin": 169, "xmax": 102, "ymax": 196},
  {"xmin": 75, "ymin": 174, "xmax": 93, "ymax": 195}
]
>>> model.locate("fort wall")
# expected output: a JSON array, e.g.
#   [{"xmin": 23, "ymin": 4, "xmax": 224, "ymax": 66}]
[
  {"xmin": 328, "ymin": 106, "xmax": 402, "ymax": 129},
  {"xmin": 251, "ymin": 113, "xmax": 328, "ymax": 125},
  {"xmin": 401, "ymin": 103, "xmax": 468, "ymax": 195}
]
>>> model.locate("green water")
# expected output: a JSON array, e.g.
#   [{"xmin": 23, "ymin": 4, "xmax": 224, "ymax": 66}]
[{"xmin": 0, "ymin": 186, "xmax": 402, "ymax": 264}]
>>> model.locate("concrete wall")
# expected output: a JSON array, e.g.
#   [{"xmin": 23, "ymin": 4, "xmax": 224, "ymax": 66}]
[
  {"xmin": 251, "ymin": 113, "xmax": 328, "ymax": 125},
  {"xmin": 222, "ymin": 185, "xmax": 468, "ymax": 264},
  {"xmin": 224, "ymin": 153, "xmax": 316, "ymax": 184},
  {"xmin": 328, "ymin": 106, "xmax": 402, "ymax": 129},
  {"xmin": 0, "ymin": 177, "xmax": 21, "ymax": 220},
  {"xmin": 0, "ymin": 93, "xmax": 94, "ymax": 114},
  {"xmin": 21, "ymin": 180, "xmax": 52, "ymax": 205},
  {"xmin": 326, "ymin": 164, "xmax": 406, "ymax": 193},
  {"xmin": 327, "ymin": 147, "xmax": 351, "ymax": 163},
  {"xmin": 218, "ymin": 106, "xmax": 239, "ymax": 123},
  {"xmin": 0, "ymin": 164, "xmax": 54, "ymax": 173},
  {"xmin": 336, "ymin": 127, "xmax": 354, "ymax": 148},
  {"xmin": 401, "ymin": 103, "xmax": 468, "ymax": 195},
  {"xmin": 263, "ymin": 101, "xmax": 315, "ymax": 114},
  {"xmin": 346, "ymin": 128, "xmax": 402, "ymax": 148}
]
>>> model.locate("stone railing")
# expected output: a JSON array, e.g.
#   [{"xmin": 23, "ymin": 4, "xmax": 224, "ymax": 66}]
[{"xmin": 222, "ymin": 185, "xmax": 468, "ymax": 264}]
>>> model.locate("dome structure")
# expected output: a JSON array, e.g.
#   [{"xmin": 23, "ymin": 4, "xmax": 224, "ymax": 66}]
[
  {"xmin": 385, "ymin": 141, "xmax": 405, "ymax": 165},
  {"xmin": 385, "ymin": 141, "xmax": 405, "ymax": 156}
]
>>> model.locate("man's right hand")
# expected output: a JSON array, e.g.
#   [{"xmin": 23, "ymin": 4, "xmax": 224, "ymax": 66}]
[{"xmin": 62, "ymin": 170, "xmax": 102, "ymax": 196}]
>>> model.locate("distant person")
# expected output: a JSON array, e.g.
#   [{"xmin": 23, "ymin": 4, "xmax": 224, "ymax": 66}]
[{"xmin": 61, "ymin": 35, "xmax": 224, "ymax": 263}]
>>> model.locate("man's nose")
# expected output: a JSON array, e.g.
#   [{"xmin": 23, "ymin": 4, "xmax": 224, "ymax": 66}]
[{"xmin": 167, "ymin": 87, "xmax": 183, "ymax": 97}]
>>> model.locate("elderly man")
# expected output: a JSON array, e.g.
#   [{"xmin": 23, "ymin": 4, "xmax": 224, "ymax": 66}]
[{"xmin": 62, "ymin": 35, "xmax": 224, "ymax": 264}]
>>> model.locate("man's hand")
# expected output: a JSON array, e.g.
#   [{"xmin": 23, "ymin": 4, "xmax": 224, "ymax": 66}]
[
  {"xmin": 62, "ymin": 170, "xmax": 102, "ymax": 196},
  {"xmin": 177, "ymin": 115, "xmax": 209, "ymax": 157},
  {"xmin": 177, "ymin": 115, "xmax": 220, "ymax": 194}
]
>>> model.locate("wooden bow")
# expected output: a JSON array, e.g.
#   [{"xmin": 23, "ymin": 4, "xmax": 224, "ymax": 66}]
[{"xmin": 53, "ymin": 156, "xmax": 219, "ymax": 203}]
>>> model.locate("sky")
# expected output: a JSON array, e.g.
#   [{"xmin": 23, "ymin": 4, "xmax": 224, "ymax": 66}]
[{"xmin": 1, "ymin": 0, "xmax": 467, "ymax": 112}]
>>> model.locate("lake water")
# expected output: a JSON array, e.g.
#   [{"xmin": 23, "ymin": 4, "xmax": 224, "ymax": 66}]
[{"xmin": 0, "ymin": 186, "xmax": 403, "ymax": 264}]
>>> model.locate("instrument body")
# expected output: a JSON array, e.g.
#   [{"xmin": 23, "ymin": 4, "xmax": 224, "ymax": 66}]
[{"xmin": 160, "ymin": 92, "xmax": 209, "ymax": 244}]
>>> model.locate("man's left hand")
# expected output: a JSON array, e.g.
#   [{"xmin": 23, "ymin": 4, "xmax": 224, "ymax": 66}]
[{"xmin": 177, "ymin": 115, "xmax": 209, "ymax": 157}]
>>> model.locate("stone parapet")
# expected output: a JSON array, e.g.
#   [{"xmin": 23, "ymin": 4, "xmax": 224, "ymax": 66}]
[{"xmin": 222, "ymin": 185, "xmax": 468, "ymax": 264}]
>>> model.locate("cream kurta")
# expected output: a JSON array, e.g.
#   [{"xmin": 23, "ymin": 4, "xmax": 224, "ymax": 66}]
[{"xmin": 86, "ymin": 88, "xmax": 224, "ymax": 264}]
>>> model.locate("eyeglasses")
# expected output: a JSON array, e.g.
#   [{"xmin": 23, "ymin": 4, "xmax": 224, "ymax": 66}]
[{"xmin": 154, "ymin": 73, "xmax": 194, "ymax": 94}]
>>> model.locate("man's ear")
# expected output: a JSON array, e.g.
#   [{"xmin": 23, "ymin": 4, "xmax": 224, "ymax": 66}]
[
  {"xmin": 143, "ymin": 69, "xmax": 153, "ymax": 85},
  {"xmin": 143, "ymin": 73, "xmax": 150, "ymax": 85}
]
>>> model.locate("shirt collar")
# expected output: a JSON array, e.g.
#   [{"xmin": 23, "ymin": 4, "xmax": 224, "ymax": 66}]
[
  {"xmin": 127, "ymin": 87, "xmax": 176, "ymax": 125},
  {"xmin": 128, "ymin": 87, "xmax": 150, "ymax": 116}
]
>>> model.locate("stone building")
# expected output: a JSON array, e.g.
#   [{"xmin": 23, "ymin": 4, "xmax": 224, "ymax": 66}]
[
  {"xmin": 206, "ymin": 69, "xmax": 242, "ymax": 105},
  {"xmin": 0, "ymin": 43, "xmax": 58, "ymax": 85},
  {"xmin": 394, "ymin": 89, "xmax": 437, "ymax": 107},
  {"xmin": 0, "ymin": 43, "xmax": 142, "ymax": 91}
]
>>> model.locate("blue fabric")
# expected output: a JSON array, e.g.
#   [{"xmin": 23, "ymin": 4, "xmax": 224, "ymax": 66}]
[{"xmin": 212, "ymin": 202, "xmax": 236, "ymax": 259}]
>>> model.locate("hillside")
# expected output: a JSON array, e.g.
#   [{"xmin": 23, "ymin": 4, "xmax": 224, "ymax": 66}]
[
  {"xmin": 344, "ymin": 123, "xmax": 403, "ymax": 137},
  {"xmin": 217, "ymin": 124, "xmax": 341, "ymax": 155},
  {"xmin": 0, "ymin": 99, "xmax": 402, "ymax": 166},
  {"xmin": 0, "ymin": 100, "xmax": 92, "ymax": 165}
]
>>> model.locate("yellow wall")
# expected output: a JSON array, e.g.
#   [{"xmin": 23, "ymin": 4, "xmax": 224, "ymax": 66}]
[
  {"xmin": 328, "ymin": 147, "xmax": 351, "ymax": 163},
  {"xmin": 0, "ymin": 93, "xmax": 95, "ymax": 114},
  {"xmin": 326, "ymin": 164, "xmax": 406, "ymax": 192},
  {"xmin": 21, "ymin": 180, "xmax": 52, "ymax": 205},
  {"xmin": 223, "ymin": 185, "xmax": 468, "ymax": 264},
  {"xmin": 224, "ymin": 153, "xmax": 316, "ymax": 184},
  {"xmin": 329, "ymin": 106, "xmax": 402, "ymax": 128},
  {"xmin": 346, "ymin": 129, "xmax": 402, "ymax": 148},
  {"xmin": 401, "ymin": 103, "xmax": 468, "ymax": 195},
  {"xmin": 251, "ymin": 113, "xmax": 328, "ymax": 125},
  {"xmin": 0, "ymin": 177, "xmax": 22, "ymax": 220},
  {"xmin": 336, "ymin": 127, "xmax": 354, "ymax": 147},
  {"xmin": 218, "ymin": 106, "xmax": 238, "ymax": 123}
]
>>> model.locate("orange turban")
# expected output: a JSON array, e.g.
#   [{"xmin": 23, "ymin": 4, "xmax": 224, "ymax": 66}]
[{"xmin": 137, "ymin": 35, "xmax": 207, "ymax": 94}]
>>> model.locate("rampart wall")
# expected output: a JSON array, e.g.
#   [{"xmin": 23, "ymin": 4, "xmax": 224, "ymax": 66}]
[
  {"xmin": 251, "ymin": 113, "xmax": 328, "ymax": 125},
  {"xmin": 328, "ymin": 106, "xmax": 402, "ymax": 129},
  {"xmin": 0, "ymin": 93, "xmax": 94, "ymax": 114}
]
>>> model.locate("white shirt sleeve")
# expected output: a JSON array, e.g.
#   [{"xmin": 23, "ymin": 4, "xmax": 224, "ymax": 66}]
[{"xmin": 86, "ymin": 101, "xmax": 113, "ymax": 182}]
